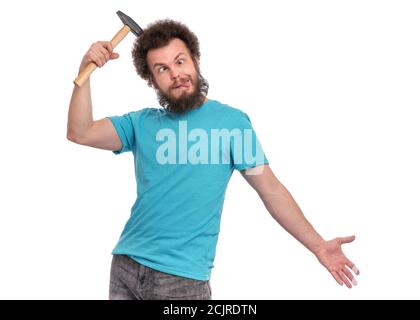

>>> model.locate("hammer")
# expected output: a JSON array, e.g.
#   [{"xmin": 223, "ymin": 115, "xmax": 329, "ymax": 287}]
[{"xmin": 74, "ymin": 11, "xmax": 143, "ymax": 87}]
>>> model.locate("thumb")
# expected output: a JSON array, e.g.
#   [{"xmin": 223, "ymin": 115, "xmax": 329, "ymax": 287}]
[
  {"xmin": 338, "ymin": 235, "xmax": 356, "ymax": 244},
  {"xmin": 110, "ymin": 52, "xmax": 120, "ymax": 60}
]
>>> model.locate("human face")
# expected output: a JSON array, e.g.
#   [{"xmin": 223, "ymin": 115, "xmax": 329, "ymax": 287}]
[{"xmin": 147, "ymin": 38, "xmax": 199, "ymax": 101}]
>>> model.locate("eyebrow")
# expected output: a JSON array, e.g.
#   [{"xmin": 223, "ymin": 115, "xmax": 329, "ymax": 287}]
[{"xmin": 153, "ymin": 52, "xmax": 186, "ymax": 69}]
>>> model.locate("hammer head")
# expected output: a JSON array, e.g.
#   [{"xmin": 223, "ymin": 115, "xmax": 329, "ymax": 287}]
[{"xmin": 117, "ymin": 10, "xmax": 143, "ymax": 36}]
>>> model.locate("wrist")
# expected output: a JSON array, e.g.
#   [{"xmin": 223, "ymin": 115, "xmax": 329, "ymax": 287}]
[{"xmin": 311, "ymin": 239, "xmax": 328, "ymax": 257}]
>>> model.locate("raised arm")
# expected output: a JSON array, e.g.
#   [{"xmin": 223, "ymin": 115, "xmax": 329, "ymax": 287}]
[
  {"xmin": 241, "ymin": 164, "xmax": 360, "ymax": 288},
  {"xmin": 67, "ymin": 41, "xmax": 122, "ymax": 151}
]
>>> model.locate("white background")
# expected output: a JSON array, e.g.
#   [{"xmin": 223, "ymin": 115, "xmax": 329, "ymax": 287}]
[{"xmin": 0, "ymin": 0, "xmax": 419, "ymax": 299}]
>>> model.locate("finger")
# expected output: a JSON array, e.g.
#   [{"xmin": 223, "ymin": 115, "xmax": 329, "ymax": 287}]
[
  {"xmin": 345, "ymin": 259, "xmax": 360, "ymax": 275},
  {"xmin": 91, "ymin": 48, "xmax": 108, "ymax": 67},
  {"xmin": 338, "ymin": 235, "xmax": 356, "ymax": 244},
  {"xmin": 338, "ymin": 271, "xmax": 352, "ymax": 288},
  {"xmin": 342, "ymin": 266, "xmax": 357, "ymax": 286},
  {"xmin": 86, "ymin": 51, "xmax": 102, "ymax": 67},
  {"xmin": 97, "ymin": 45, "xmax": 111, "ymax": 58},
  {"xmin": 331, "ymin": 271, "xmax": 344, "ymax": 286},
  {"xmin": 90, "ymin": 42, "xmax": 110, "ymax": 60},
  {"xmin": 95, "ymin": 47, "xmax": 110, "ymax": 66},
  {"xmin": 90, "ymin": 51, "xmax": 105, "ymax": 67},
  {"xmin": 110, "ymin": 52, "xmax": 120, "ymax": 60},
  {"xmin": 101, "ymin": 41, "xmax": 113, "ymax": 54},
  {"xmin": 352, "ymin": 265, "xmax": 360, "ymax": 275},
  {"xmin": 95, "ymin": 41, "xmax": 112, "ymax": 52}
]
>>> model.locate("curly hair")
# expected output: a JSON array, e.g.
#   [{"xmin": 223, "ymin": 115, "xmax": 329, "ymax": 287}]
[{"xmin": 132, "ymin": 19, "xmax": 201, "ymax": 83}]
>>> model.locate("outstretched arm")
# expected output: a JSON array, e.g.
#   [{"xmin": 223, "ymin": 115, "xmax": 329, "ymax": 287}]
[{"xmin": 241, "ymin": 164, "xmax": 360, "ymax": 288}]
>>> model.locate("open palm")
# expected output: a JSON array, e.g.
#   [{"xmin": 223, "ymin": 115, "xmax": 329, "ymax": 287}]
[{"xmin": 315, "ymin": 235, "xmax": 360, "ymax": 288}]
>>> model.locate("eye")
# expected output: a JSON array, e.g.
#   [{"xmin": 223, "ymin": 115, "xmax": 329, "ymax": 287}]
[
  {"xmin": 158, "ymin": 66, "xmax": 167, "ymax": 73},
  {"xmin": 177, "ymin": 58, "xmax": 185, "ymax": 65}
]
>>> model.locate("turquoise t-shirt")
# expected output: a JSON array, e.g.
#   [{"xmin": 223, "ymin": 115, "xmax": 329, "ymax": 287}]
[{"xmin": 107, "ymin": 99, "xmax": 268, "ymax": 280}]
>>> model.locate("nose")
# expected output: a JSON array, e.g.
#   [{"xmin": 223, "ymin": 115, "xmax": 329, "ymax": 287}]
[{"xmin": 170, "ymin": 68, "xmax": 180, "ymax": 80}]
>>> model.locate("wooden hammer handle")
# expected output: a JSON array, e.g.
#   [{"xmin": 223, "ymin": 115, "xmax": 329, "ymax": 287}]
[{"xmin": 74, "ymin": 25, "xmax": 131, "ymax": 87}]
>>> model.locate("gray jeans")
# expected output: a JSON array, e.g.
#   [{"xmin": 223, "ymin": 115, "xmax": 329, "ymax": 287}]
[{"xmin": 109, "ymin": 254, "xmax": 212, "ymax": 300}]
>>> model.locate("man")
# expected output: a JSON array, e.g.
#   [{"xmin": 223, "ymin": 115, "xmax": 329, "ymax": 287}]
[{"xmin": 67, "ymin": 19, "xmax": 359, "ymax": 300}]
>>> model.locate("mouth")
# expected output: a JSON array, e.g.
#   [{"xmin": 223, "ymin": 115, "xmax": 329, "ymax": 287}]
[{"xmin": 172, "ymin": 79, "xmax": 191, "ymax": 90}]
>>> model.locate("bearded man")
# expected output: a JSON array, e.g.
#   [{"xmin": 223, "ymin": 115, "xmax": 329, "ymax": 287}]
[{"xmin": 67, "ymin": 19, "xmax": 359, "ymax": 300}]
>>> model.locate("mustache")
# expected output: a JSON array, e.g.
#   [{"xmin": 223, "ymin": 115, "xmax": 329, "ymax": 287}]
[{"xmin": 171, "ymin": 76, "xmax": 193, "ymax": 89}]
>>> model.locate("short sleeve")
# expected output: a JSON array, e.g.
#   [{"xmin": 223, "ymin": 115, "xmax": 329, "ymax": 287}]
[
  {"xmin": 230, "ymin": 112, "xmax": 269, "ymax": 171},
  {"xmin": 107, "ymin": 112, "xmax": 137, "ymax": 154}
]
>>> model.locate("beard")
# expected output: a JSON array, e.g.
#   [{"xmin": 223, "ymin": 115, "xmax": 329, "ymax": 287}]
[{"xmin": 155, "ymin": 72, "xmax": 209, "ymax": 114}]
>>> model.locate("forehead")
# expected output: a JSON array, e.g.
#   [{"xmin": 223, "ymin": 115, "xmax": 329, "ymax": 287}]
[{"xmin": 147, "ymin": 38, "xmax": 190, "ymax": 65}]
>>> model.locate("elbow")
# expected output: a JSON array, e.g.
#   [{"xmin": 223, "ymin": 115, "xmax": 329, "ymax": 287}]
[
  {"xmin": 67, "ymin": 122, "xmax": 93, "ymax": 144},
  {"xmin": 67, "ymin": 129, "xmax": 84, "ymax": 144},
  {"xmin": 67, "ymin": 131, "xmax": 75, "ymax": 142}
]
